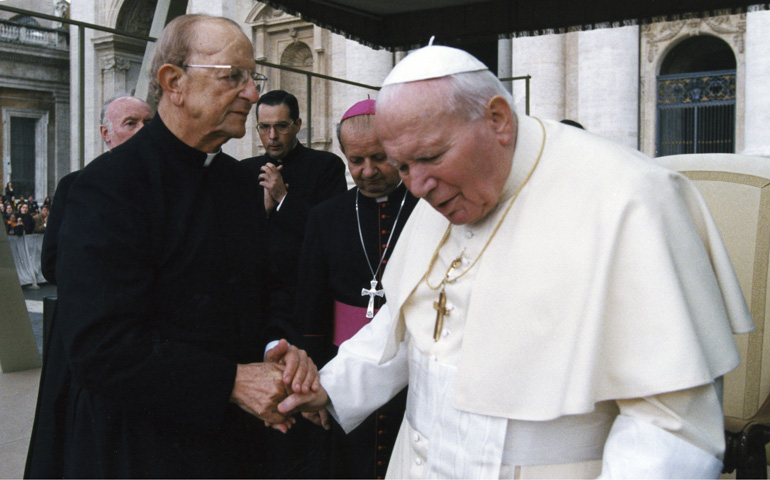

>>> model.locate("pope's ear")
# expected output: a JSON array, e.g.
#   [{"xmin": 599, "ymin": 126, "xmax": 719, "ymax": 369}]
[
  {"xmin": 157, "ymin": 64, "xmax": 185, "ymax": 106},
  {"xmin": 486, "ymin": 95, "xmax": 514, "ymax": 146}
]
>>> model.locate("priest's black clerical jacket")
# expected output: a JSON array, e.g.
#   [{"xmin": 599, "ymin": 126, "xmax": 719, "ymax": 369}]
[{"xmin": 25, "ymin": 116, "xmax": 280, "ymax": 478}]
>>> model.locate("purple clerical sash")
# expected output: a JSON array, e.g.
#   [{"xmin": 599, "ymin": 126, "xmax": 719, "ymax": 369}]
[{"xmin": 333, "ymin": 301, "xmax": 377, "ymax": 346}]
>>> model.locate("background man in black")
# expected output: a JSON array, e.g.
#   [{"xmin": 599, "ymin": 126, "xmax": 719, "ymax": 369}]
[
  {"xmin": 295, "ymin": 99, "xmax": 418, "ymax": 478},
  {"xmin": 25, "ymin": 14, "xmax": 316, "ymax": 479},
  {"xmin": 242, "ymin": 90, "xmax": 347, "ymax": 337},
  {"xmin": 41, "ymin": 95, "xmax": 153, "ymax": 284},
  {"xmin": 99, "ymin": 95, "xmax": 154, "ymax": 149}
]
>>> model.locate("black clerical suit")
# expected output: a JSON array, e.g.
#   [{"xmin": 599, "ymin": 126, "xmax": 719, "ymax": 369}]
[
  {"xmin": 25, "ymin": 116, "xmax": 277, "ymax": 479},
  {"xmin": 296, "ymin": 183, "xmax": 419, "ymax": 479},
  {"xmin": 241, "ymin": 142, "xmax": 346, "ymax": 337},
  {"xmin": 25, "ymin": 170, "xmax": 79, "ymax": 480},
  {"xmin": 40, "ymin": 170, "xmax": 79, "ymax": 284}
]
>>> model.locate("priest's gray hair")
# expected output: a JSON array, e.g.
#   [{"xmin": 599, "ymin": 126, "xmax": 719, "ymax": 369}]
[
  {"xmin": 378, "ymin": 69, "xmax": 514, "ymax": 122},
  {"xmin": 149, "ymin": 14, "xmax": 245, "ymax": 103}
]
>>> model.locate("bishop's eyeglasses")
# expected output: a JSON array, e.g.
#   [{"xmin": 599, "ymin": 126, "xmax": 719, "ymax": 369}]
[{"xmin": 183, "ymin": 64, "xmax": 268, "ymax": 93}]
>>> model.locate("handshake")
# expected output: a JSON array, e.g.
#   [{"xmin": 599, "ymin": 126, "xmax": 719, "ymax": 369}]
[{"xmin": 229, "ymin": 339, "xmax": 330, "ymax": 433}]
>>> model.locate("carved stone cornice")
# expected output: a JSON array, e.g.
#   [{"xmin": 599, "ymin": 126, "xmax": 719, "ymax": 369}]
[
  {"xmin": 642, "ymin": 14, "xmax": 746, "ymax": 62},
  {"xmin": 100, "ymin": 55, "xmax": 132, "ymax": 72},
  {"xmin": 92, "ymin": 33, "xmax": 148, "ymax": 56},
  {"xmin": 251, "ymin": 4, "xmax": 308, "ymax": 28}
]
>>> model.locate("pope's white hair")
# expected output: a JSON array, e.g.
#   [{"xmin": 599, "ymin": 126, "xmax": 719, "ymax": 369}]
[{"xmin": 378, "ymin": 69, "xmax": 514, "ymax": 122}]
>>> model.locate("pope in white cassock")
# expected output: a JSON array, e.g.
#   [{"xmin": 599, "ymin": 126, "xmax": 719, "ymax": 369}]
[{"xmin": 279, "ymin": 45, "xmax": 756, "ymax": 478}]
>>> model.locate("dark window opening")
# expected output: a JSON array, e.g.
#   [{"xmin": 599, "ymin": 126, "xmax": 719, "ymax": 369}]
[
  {"xmin": 657, "ymin": 36, "xmax": 736, "ymax": 156},
  {"xmin": 10, "ymin": 116, "xmax": 37, "ymax": 198}
]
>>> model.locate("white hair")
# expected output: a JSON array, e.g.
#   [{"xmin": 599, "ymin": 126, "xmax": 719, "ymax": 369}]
[{"xmin": 378, "ymin": 69, "xmax": 514, "ymax": 122}]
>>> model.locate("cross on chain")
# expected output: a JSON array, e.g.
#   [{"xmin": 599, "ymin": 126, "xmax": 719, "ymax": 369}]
[
  {"xmin": 433, "ymin": 290, "xmax": 450, "ymax": 341},
  {"xmin": 361, "ymin": 279, "xmax": 385, "ymax": 318},
  {"xmin": 432, "ymin": 254, "xmax": 463, "ymax": 342}
]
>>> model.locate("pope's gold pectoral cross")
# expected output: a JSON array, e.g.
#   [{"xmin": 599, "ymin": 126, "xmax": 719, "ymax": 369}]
[{"xmin": 432, "ymin": 254, "xmax": 463, "ymax": 342}]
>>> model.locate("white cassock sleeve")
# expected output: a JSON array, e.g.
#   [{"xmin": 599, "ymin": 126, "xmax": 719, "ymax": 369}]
[
  {"xmin": 320, "ymin": 303, "xmax": 409, "ymax": 433},
  {"xmin": 600, "ymin": 383, "xmax": 725, "ymax": 478}
]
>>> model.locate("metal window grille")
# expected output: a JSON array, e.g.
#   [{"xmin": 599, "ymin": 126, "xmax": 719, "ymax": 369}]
[{"xmin": 657, "ymin": 70, "xmax": 736, "ymax": 156}]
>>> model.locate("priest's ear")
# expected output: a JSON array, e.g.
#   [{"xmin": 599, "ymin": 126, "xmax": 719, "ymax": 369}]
[
  {"xmin": 485, "ymin": 96, "xmax": 515, "ymax": 146},
  {"xmin": 157, "ymin": 64, "xmax": 186, "ymax": 106}
]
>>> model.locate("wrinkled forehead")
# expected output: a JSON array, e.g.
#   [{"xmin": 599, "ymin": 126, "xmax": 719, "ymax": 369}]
[
  {"xmin": 108, "ymin": 98, "xmax": 152, "ymax": 121},
  {"xmin": 376, "ymin": 82, "xmax": 461, "ymax": 153},
  {"xmin": 187, "ymin": 20, "xmax": 254, "ymax": 63},
  {"xmin": 377, "ymin": 80, "xmax": 451, "ymax": 132},
  {"xmin": 340, "ymin": 119, "xmax": 382, "ymax": 151},
  {"xmin": 340, "ymin": 114, "xmax": 376, "ymax": 137}
]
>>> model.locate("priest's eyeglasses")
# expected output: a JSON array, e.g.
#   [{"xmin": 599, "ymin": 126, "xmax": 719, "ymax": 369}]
[
  {"xmin": 183, "ymin": 64, "xmax": 268, "ymax": 93},
  {"xmin": 257, "ymin": 121, "xmax": 295, "ymax": 135}
]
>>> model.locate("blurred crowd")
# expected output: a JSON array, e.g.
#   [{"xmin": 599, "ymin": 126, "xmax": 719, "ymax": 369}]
[{"xmin": 3, "ymin": 182, "xmax": 50, "ymax": 236}]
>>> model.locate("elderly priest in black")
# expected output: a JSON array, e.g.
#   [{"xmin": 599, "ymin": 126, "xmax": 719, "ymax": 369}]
[
  {"xmin": 24, "ymin": 14, "xmax": 318, "ymax": 479},
  {"xmin": 295, "ymin": 99, "xmax": 418, "ymax": 479}
]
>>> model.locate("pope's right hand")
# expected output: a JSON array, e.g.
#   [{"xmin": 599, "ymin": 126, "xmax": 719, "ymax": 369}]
[{"xmin": 278, "ymin": 386, "xmax": 330, "ymax": 429}]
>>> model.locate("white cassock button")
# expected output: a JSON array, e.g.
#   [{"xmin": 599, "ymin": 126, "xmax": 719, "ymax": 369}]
[
  {"xmin": 465, "ymin": 229, "xmax": 474, "ymax": 239},
  {"xmin": 415, "ymin": 459, "xmax": 423, "ymax": 466},
  {"xmin": 413, "ymin": 433, "xmax": 420, "ymax": 442},
  {"xmin": 442, "ymin": 329, "xmax": 450, "ymax": 338},
  {"xmin": 431, "ymin": 355, "xmax": 438, "ymax": 361}
]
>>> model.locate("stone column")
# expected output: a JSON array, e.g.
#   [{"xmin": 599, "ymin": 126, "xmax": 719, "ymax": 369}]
[
  {"xmin": 52, "ymin": 90, "xmax": 70, "ymax": 193},
  {"xmin": 572, "ymin": 26, "xmax": 639, "ymax": 149},
  {"xmin": 498, "ymin": 37, "xmax": 513, "ymax": 93},
  {"xmin": 743, "ymin": 8, "xmax": 770, "ymax": 157},
  {"xmin": 512, "ymin": 32, "xmax": 565, "ymax": 119},
  {"xmin": 100, "ymin": 55, "xmax": 132, "ymax": 98},
  {"xmin": 69, "ymin": 1, "xmax": 101, "ymax": 169}
]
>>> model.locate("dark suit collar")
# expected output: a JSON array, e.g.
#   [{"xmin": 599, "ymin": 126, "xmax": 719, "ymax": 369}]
[
  {"xmin": 269, "ymin": 140, "xmax": 305, "ymax": 165},
  {"xmin": 357, "ymin": 182, "xmax": 409, "ymax": 206},
  {"xmin": 146, "ymin": 114, "xmax": 217, "ymax": 168}
]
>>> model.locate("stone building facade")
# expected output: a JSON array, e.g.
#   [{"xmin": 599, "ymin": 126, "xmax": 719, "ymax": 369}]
[
  {"xmin": 0, "ymin": 0, "xmax": 69, "ymax": 200},
  {"xmin": 509, "ymin": 8, "xmax": 770, "ymax": 158},
  {"xmin": 7, "ymin": 1, "xmax": 770, "ymax": 193}
]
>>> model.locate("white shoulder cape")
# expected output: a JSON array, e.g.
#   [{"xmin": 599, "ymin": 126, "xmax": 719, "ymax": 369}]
[{"xmin": 371, "ymin": 115, "xmax": 754, "ymax": 421}]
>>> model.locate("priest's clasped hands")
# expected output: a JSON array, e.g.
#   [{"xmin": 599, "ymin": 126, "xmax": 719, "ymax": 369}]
[{"xmin": 229, "ymin": 339, "xmax": 331, "ymax": 433}]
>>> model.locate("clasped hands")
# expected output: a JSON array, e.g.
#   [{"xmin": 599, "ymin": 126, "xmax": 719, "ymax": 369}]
[
  {"xmin": 229, "ymin": 339, "xmax": 330, "ymax": 433},
  {"xmin": 259, "ymin": 163, "xmax": 288, "ymax": 214}
]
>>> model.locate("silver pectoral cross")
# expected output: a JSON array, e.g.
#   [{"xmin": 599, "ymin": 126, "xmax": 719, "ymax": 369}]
[{"xmin": 361, "ymin": 279, "xmax": 385, "ymax": 318}]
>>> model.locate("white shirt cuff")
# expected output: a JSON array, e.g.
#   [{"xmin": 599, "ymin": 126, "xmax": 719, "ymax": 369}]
[
  {"xmin": 599, "ymin": 414, "xmax": 722, "ymax": 478},
  {"xmin": 264, "ymin": 340, "xmax": 281, "ymax": 358}
]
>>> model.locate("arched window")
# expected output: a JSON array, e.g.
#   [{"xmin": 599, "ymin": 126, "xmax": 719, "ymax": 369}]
[
  {"xmin": 657, "ymin": 36, "xmax": 736, "ymax": 156},
  {"xmin": 116, "ymin": 0, "xmax": 155, "ymax": 36}
]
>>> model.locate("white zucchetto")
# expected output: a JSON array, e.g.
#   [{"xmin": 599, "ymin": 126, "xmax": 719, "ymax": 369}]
[{"xmin": 381, "ymin": 45, "xmax": 488, "ymax": 87}]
